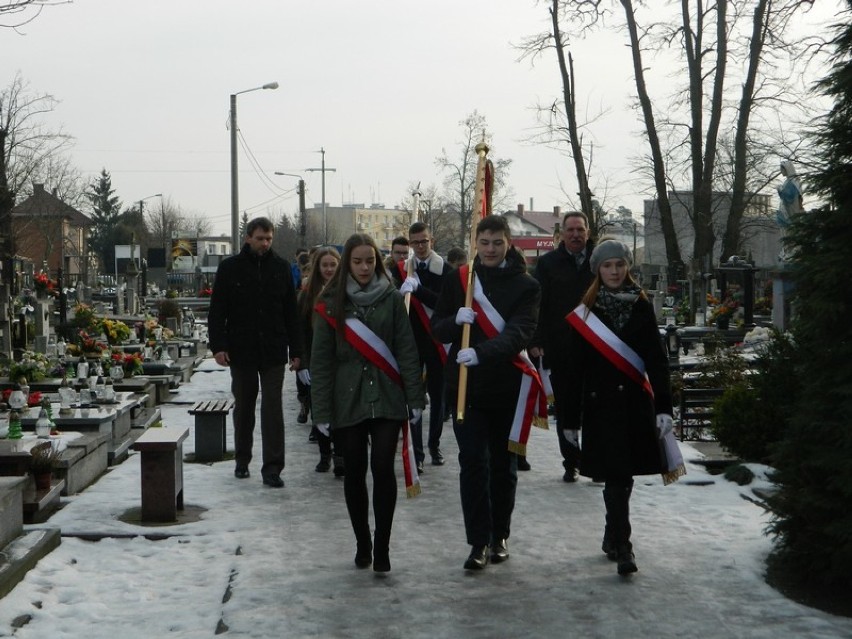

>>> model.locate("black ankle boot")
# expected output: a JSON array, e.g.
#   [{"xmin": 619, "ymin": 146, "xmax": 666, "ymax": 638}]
[
  {"xmin": 355, "ymin": 539, "xmax": 372, "ymax": 568},
  {"xmin": 373, "ymin": 532, "xmax": 390, "ymax": 573},
  {"xmin": 332, "ymin": 455, "xmax": 345, "ymax": 477},
  {"xmin": 616, "ymin": 543, "xmax": 637, "ymax": 575},
  {"xmin": 601, "ymin": 530, "xmax": 617, "ymax": 561},
  {"xmin": 315, "ymin": 454, "xmax": 331, "ymax": 473}
]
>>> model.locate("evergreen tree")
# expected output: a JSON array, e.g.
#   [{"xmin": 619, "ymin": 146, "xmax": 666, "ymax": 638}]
[
  {"xmin": 86, "ymin": 169, "xmax": 122, "ymax": 273},
  {"xmin": 767, "ymin": 1, "xmax": 852, "ymax": 594}
]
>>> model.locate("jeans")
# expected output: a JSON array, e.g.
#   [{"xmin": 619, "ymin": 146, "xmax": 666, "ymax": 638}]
[{"xmin": 230, "ymin": 363, "xmax": 286, "ymax": 478}]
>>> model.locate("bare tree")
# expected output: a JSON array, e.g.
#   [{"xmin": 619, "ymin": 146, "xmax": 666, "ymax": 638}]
[
  {"xmin": 0, "ymin": 0, "xmax": 69, "ymax": 29},
  {"xmin": 553, "ymin": 0, "xmax": 821, "ymax": 281},
  {"xmin": 435, "ymin": 110, "xmax": 513, "ymax": 248},
  {"xmin": 517, "ymin": 0, "xmax": 602, "ymax": 220},
  {"xmin": 1, "ymin": 73, "xmax": 74, "ymax": 259}
]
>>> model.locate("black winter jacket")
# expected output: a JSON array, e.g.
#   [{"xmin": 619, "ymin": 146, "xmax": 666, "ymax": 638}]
[
  {"xmin": 563, "ymin": 298, "xmax": 672, "ymax": 479},
  {"xmin": 431, "ymin": 247, "xmax": 540, "ymax": 406},
  {"xmin": 207, "ymin": 244, "xmax": 302, "ymax": 367},
  {"xmin": 531, "ymin": 240, "xmax": 594, "ymax": 368}
]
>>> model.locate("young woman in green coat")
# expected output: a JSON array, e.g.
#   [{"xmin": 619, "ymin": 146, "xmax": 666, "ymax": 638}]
[{"xmin": 310, "ymin": 233, "xmax": 425, "ymax": 573}]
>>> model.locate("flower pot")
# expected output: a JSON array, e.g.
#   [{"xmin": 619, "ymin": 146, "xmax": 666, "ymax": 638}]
[
  {"xmin": 33, "ymin": 471, "xmax": 52, "ymax": 491},
  {"xmin": 716, "ymin": 316, "xmax": 730, "ymax": 330}
]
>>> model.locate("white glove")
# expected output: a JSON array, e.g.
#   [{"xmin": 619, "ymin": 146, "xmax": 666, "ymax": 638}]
[
  {"xmin": 656, "ymin": 414, "xmax": 674, "ymax": 440},
  {"xmin": 316, "ymin": 423, "xmax": 330, "ymax": 437},
  {"xmin": 297, "ymin": 369, "xmax": 311, "ymax": 385},
  {"xmin": 455, "ymin": 307, "xmax": 476, "ymax": 325},
  {"xmin": 399, "ymin": 276, "xmax": 419, "ymax": 295},
  {"xmin": 456, "ymin": 348, "xmax": 479, "ymax": 367},
  {"xmin": 410, "ymin": 408, "xmax": 423, "ymax": 423}
]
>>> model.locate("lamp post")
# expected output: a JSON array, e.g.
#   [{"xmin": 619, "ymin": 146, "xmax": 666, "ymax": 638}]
[
  {"xmin": 229, "ymin": 81, "xmax": 279, "ymax": 254},
  {"xmin": 306, "ymin": 147, "xmax": 336, "ymax": 245},
  {"xmin": 274, "ymin": 172, "xmax": 306, "ymax": 244}
]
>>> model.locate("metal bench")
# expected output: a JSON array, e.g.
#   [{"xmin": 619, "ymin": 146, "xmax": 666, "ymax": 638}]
[
  {"xmin": 131, "ymin": 427, "xmax": 189, "ymax": 522},
  {"xmin": 678, "ymin": 387, "xmax": 725, "ymax": 441},
  {"xmin": 188, "ymin": 399, "xmax": 234, "ymax": 462}
]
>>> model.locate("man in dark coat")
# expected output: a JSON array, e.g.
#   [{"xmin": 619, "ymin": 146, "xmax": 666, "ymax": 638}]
[
  {"xmin": 529, "ymin": 211, "xmax": 594, "ymax": 482},
  {"xmin": 207, "ymin": 217, "xmax": 302, "ymax": 488},
  {"xmin": 432, "ymin": 215, "xmax": 541, "ymax": 570},
  {"xmin": 392, "ymin": 221, "xmax": 453, "ymax": 471}
]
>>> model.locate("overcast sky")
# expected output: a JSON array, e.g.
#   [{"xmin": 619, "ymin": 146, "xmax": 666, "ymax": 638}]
[{"xmin": 3, "ymin": 0, "xmax": 842, "ymax": 237}]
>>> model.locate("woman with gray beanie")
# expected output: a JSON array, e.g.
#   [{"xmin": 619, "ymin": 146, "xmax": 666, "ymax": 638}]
[{"xmin": 560, "ymin": 240, "xmax": 684, "ymax": 576}]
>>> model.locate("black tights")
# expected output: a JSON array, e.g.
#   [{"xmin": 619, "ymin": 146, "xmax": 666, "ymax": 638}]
[{"xmin": 336, "ymin": 419, "xmax": 401, "ymax": 552}]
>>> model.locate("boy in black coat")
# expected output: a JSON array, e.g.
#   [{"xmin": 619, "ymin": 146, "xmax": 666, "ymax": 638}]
[{"xmin": 431, "ymin": 215, "xmax": 540, "ymax": 570}]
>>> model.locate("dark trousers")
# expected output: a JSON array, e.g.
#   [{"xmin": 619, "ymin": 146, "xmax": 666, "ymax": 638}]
[
  {"xmin": 549, "ymin": 364, "xmax": 581, "ymax": 471},
  {"xmin": 230, "ymin": 363, "xmax": 286, "ymax": 478},
  {"xmin": 603, "ymin": 477, "xmax": 634, "ymax": 547},
  {"xmin": 453, "ymin": 403, "xmax": 518, "ymax": 547},
  {"xmin": 410, "ymin": 349, "xmax": 445, "ymax": 462},
  {"xmin": 336, "ymin": 419, "xmax": 401, "ymax": 552}
]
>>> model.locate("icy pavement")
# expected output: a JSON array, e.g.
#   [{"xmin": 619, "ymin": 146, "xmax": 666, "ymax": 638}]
[{"xmin": 0, "ymin": 359, "xmax": 850, "ymax": 639}]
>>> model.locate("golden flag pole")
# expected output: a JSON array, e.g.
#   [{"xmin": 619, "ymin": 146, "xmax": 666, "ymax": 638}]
[
  {"xmin": 403, "ymin": 183, "xmax": 421, "ymax": 313},
  {"xmin": 456, "ymin": 140, "xmax": 490, "ymax": 424}
]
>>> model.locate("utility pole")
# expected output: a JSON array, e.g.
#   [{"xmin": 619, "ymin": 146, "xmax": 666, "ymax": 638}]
[{"xmin": 306, "ymin": 147, "xmax": 336, "ymax": 245}]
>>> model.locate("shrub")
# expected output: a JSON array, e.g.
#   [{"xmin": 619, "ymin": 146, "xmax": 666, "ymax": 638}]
[
  {"xmin": 157, "ymin": 299, "xmax": 181, "ymax": 321},
  {"xmin": 711, "ymin": 329, "xmax": 797, "ymax": 463}
]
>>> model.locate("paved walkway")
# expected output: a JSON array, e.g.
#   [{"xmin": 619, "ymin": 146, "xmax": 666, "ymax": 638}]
[{"xmin": 0, "ymin": 359, "xmax": 850, "ymax": 639}]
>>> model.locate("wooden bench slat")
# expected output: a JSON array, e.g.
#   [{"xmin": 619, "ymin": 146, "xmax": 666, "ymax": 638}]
[{"xmin": 189, "ymin": 399, "xmax": 234, "ymax": 415}]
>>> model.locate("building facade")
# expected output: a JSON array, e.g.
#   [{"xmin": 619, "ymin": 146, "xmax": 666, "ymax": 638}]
[{"xmin": 10, "ymin": 183, "xmax": 92, "ymax": 281}]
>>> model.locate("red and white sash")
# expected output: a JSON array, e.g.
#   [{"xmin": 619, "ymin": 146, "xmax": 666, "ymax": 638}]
[
  {"xmin": 566, "ymin": 304, "xmax": 654, "ymax": 399},
  {"xmin": 315, "ymin": 301, "xmax": 421, "ymax": 497},
  {"xmin": 458, "ymin": 266, "xmax": 549, "ymax": 456},
  {"xmin": 397, "ymin": 261, "xmax": 451, "ymax": 364},
  {"xmin": 566, "ymin": 303, "xmax": 686, "ymax": 484}
]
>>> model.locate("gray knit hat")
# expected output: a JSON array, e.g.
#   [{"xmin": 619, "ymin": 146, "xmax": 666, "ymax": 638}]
[{"xmin": 590, "ymin": 239, "xmax": 633, "ymax": 274}]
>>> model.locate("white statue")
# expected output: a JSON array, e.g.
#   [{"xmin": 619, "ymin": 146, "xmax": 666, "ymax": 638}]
[{"xmin": 776, "ymin": 160, "xmax": 804, "ymax": 262}]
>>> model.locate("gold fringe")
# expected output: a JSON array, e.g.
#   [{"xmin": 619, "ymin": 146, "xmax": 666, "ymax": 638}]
[
  {"xmin": 662, "ymin": 463, "xmax": 687, "ymax": 486},
  {"xmin": 533, "ymin": 416, "xmax": 549, "ymax": 430},
  {"xmin": 507, "ymin": 441, "xmax": 526, "ymax": 456},
  {"xmin": 406, "ymin": 483, "xmax": 422, "ymax": 498},
  {"xmin": 546, "ymin": 394, "xmax": 555, "ymax": 404}
]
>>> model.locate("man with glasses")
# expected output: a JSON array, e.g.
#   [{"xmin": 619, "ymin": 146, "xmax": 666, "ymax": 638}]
[
  {"xmin": 385, "ymin": 236, "xmax": 410, "ymax": 272},
  {"xmin": 393, "ymin": 222, "xmax": 452, "ymax": 472},
  {"xmin": 529, "ymin": 211, "xmax": 595, "ymax": 483}
]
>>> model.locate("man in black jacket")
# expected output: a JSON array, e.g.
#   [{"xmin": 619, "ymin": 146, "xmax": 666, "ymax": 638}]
[
  {"xmin": 432, "ymin": 215, "xmax": 540, "ymax": 570},
  {"xmin": 529, "ymin": 211, "xmax": 594, "ymax": 483},
  {"xmin": 207, "ymin": 217, "xmax": 302, "ymax": 488}
]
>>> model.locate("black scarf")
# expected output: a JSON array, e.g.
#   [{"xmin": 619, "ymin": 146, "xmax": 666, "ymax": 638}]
[{"xmin": 595, "ymin": 285, "xmax": 641, "ymax": 333}]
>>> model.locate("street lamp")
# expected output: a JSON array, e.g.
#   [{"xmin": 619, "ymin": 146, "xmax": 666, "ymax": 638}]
[
  {"xmin": 274, "ymin": 172, "xmax": 306, "ymax": 244},
  {"xmin": 229, "ymin": 81, "xmax": 279, "ymax": 254},
  {"xmin": 306, "ymin": 147, "xmax": 336, "ymax": 244}
]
